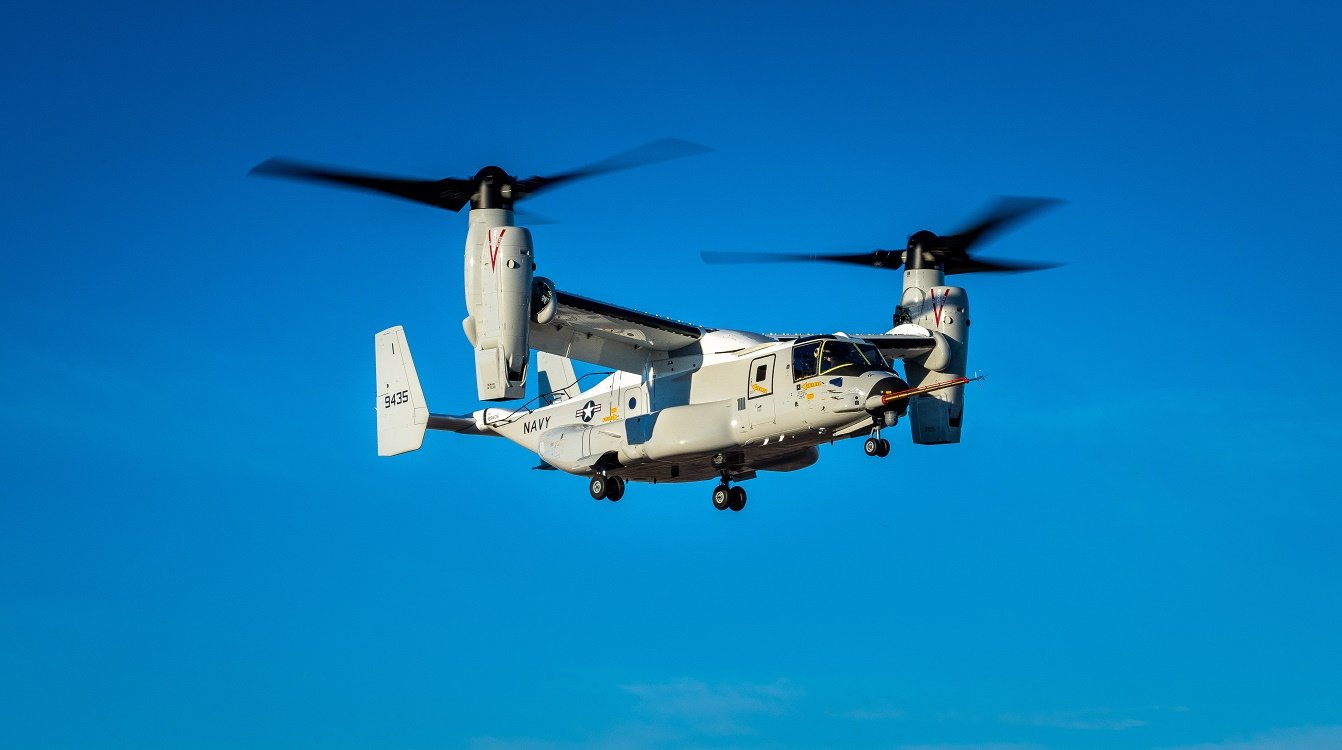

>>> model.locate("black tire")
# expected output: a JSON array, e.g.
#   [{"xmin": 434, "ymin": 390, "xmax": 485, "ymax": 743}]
[
  {"xmin": 729, "ymin": 486, "xmax": 747, "ymax": 512},
  {"xmin": 864, "ymin": 437, "xmax": 881, "ymax": 457},
  {"xmin": 711, "ymin": 484, "xmax": 731, "ymax": 510},
  {"xmin": 589, "ymin": 475, "xmax": 608, "ymax": 500},
  {"xmin": 607, "ymin": 476, "xmax": 625, "ymax": 502},
  {"xmin": 877, "ymin": 438, "xmax": 891, "ymax": 457}
]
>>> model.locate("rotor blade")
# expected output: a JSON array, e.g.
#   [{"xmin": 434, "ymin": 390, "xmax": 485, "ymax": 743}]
[
  {"xmin": 249, "ymin": 158, "xmax": 475, "ymax": 211},
  {"xmin": 943, "ymin": 255, "xmax": 1064, "ymax": 275},
  {"xmin": 701, "ymin": 249, "xmax": 904, "ymax": 270},
  {"xmin": 943, "ymin": 196, "xmax": 1063, "ymax": 253},
  {"xmin": 518, "ymin": 138, "xmax": 712, "ymax": 196}
]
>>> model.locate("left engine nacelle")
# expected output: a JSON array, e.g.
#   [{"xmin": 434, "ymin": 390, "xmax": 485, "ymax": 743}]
[{"xmin": 463, "ymin": 225, "xmax": 533, "ymax": 401}]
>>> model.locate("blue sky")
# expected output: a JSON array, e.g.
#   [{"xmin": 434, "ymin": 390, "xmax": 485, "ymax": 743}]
[{"xmin": 2, "ymin": 2, "xmax": 1341, "ymax": 749}]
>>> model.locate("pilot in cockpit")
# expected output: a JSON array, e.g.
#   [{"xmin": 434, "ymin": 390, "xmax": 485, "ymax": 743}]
[{"xmin": 819, "ymin": 347, "xmax": 838, "ymax": 374}]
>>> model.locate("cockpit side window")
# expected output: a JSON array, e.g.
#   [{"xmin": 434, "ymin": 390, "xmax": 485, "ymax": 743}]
[
  {"xmin": 817, "ymin": 341, "xmax": 852, "ymax": 375},
  {"xmin": 857, "ymin": 343, "xmax": 888, "ymax": 369},
  {"xmin": 821, "ymin": 340, "xmax": 892, "ymax": 376},
  {"xmin": 796, "ymin": 339, "xmax": 889, "ymax": 379},
  {"xmin": 793, "ymin": 341, "xmax": 821, "ymax": 379}
]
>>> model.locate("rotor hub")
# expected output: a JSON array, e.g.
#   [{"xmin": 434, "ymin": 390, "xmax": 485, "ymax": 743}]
[
  {"xmin": 470, "ymin": 166, "xmax": 517, "ymax": 210},
  {"xmin": 906, "ymin": 229, "xmax": 938, "ymax": 251},
  {"xmin": 906, "ymin": 230, "xmax": 939, "ymax": 270}
]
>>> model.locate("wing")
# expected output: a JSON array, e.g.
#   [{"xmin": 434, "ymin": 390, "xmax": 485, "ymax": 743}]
[
  {"xmin": 853, "ymin": 334, "xmax": 937, "ymax": 363},
  {"xmin": 529, "ymin": 289, "xmax": 706, "ymax": 371},
  {"xmin": 769, "ymin": 331, "xmax": 938, "ymax": 363}
]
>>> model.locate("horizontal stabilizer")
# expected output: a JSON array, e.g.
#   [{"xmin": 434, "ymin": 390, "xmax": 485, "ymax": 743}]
[{"xmin": 427, "ymin": 413, "xmax": 489, "ymax": 434}]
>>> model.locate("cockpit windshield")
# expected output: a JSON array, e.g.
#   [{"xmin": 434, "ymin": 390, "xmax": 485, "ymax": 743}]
[{"xmin": 792, "ymin": 338, "xmax": 888, "ymax": 379}]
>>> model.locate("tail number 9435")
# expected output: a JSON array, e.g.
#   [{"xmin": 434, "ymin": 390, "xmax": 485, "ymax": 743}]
[{"xmin": 382, "ymin": 390, "xmax": 410, "ymax": 408}]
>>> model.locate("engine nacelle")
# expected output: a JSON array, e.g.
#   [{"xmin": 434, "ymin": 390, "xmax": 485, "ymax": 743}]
[
  {"xmin": 901, "ymin": 284, "xmax": 969, "ymax": 444},
  {"xmin": 464, "ymin": 225, "xmax": 533, "ymax": 400}
]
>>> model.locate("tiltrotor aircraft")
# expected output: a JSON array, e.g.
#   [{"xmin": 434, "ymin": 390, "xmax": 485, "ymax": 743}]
[{"xmin": 252, "ymin": 141, "xmax": 1058, "ymax": 511}]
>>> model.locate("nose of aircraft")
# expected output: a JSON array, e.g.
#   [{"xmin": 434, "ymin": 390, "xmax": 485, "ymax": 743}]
[{"xmin": 863, "ymin": 374, "xmax": 912, "ymax": 417}]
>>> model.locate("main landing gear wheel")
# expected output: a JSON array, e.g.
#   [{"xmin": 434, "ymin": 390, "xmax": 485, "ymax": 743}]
[
  {"xmin": 712, "ymin": 484, "xmax": 731, "ymax": 511},
  {"xmin": 728, "ymin": 486, "xmax": 747, "ymax": 512},
  {"xmin": 606, "ymin": 476, "xmax": 626, "ymax": 502},
  {"xmin": 589, "ymin": 475, "xmax": 608, "ymax": 500}
]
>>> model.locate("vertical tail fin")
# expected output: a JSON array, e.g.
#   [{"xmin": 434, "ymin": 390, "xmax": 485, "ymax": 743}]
[
  {"xmin": 535, "ymin": 351, "xmax": 580, "ymax": 405},
  {"xmin": 375, "ymin": 326, "xmax": 430, "ymax": 456}
]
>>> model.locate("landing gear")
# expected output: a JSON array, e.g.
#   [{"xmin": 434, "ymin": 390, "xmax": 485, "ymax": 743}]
[
  {"xmin": 863, "ymin": 436, "xmax": 891, "ymax": 457},
  {"xmin": 589, "ymin": 474, "xmax": 608, "ymax": 500},
  {"xmin": 864, "ymin": 430, "xmax": 891, "ymax": 458},
  {"xmin": 712, "ymin": 472, "xmax": 748, "ymax": 512},
  {"xmin": 589, "ymin": 474, "xmax": 626, "ymax": 502}
]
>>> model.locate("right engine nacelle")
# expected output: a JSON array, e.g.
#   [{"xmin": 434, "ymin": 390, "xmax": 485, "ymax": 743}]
[{"xmin": 901, "ymin": 285, "xmax": 969, "ymax": 444}]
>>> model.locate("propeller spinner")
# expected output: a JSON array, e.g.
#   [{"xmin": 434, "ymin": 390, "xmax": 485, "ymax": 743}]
[
  {"xmin": 702, "ymin": 197, "xmax": 1063, "ymax": 275},
  {"xmin": 250, "ymin": 138, "xmax": 712, "ymax": 212}
]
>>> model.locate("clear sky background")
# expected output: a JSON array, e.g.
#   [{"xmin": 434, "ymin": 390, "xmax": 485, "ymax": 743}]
[{"xmin": 3, "ymin": 2, "xmax": 1340, "ymax": 749}]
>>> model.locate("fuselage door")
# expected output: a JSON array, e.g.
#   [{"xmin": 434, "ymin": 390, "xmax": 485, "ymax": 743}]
[
  {"xmin": 747, "ymin": 354, "xmax": 776, "ymax": 427},
  {"xmin": 621, "ymin": 384, "xmax": 644, "ymax": 419}
]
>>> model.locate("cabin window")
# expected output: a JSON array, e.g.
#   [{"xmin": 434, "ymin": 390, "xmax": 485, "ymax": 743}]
[{"xmin": 748, "ymin": 355, "xmax": 776, "ymax": 399}]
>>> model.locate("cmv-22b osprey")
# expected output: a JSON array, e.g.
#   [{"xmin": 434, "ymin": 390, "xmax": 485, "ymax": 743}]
[{"xmin": 253, "ymin": 141, "xmax": 1058, "ymax": 512}]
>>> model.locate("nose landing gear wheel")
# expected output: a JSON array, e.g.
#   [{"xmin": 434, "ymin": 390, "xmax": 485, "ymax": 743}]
[
  {"xmin": 712, "ymin": 484, "xmax": 731, "ymax": 510},
  {"xmin": 589, "ymin": 475, "xmax": 608, "ymax": 500},
  {"xmin": 864, "ymin": 436, "xmax": 892, "ymax": 458},
  {"xmin": 864, "ymin": 437, "xmax": 881, "ymax": 457},
  {"xmin": 728, "ymin": 486, "xmax": 747, "ymax": 512}
]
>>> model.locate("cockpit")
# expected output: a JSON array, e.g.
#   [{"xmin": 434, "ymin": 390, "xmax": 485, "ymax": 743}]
[{"xmin": 791, "ymin": 337, "xmax": 890, "ymax": 380}]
